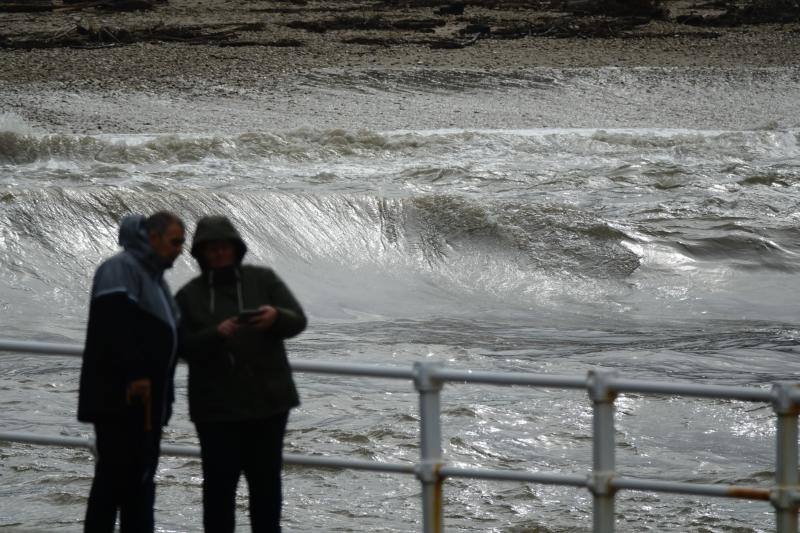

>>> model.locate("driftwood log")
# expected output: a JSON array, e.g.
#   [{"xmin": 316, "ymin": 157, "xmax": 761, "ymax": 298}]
[
  {"xmin": 0, "ymin": 22, "xmax": 267, "ymax": 49},
  {"xmin": 0, "ymin": 0, "xmax": 162, "ymax": 13}
]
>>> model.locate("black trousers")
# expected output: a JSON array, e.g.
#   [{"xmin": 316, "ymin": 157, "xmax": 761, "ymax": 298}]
[
  {"xmin": 195, "ymin": 412, "xmax": 289, "ymax": 533},
  {"xmin": 84, "ymin": 420, "xmax": 162, "ymax": 533}
]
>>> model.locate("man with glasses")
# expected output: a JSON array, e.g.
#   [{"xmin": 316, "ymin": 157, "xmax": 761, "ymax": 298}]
[{"xmin": 78, "ymin": 211, "xmax": 185, "ymax": 533}]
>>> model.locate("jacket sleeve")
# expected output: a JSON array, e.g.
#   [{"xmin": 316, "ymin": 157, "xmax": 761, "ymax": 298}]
[
  {"xmin": 87, "ymin": 290, "xmax": 148, "ymax": 383},
  {"xmin": 267, "ymin": 271, "xmax": 307, "ymax": 339},
  {"xmin": 87, "ymin": 258, "xmax": 157, "ymax": 383},
  {"xmin": 175, "ymin": 288, "xmax": 224, "ymax": 362}
]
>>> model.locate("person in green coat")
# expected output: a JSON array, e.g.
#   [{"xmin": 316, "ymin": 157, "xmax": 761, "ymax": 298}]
[{"xmin": 175, "ymin": 215, "xmax": 306, "ymax": 533}]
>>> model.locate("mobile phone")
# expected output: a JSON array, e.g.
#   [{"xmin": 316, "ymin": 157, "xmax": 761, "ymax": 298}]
[{"xmin": 237, "ymin": 309, "xmax": 262, "ymax": 322}]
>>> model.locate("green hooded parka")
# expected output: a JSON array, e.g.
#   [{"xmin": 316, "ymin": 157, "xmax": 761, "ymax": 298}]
[{"xmin": 176, "ymin": 216, "xmax": 306, "ymax": 423}]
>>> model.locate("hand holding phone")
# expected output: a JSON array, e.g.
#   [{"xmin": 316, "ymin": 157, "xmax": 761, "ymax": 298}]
[
  {"xmin": 247, "ymin": 306, "xmax": 278, "ymax": 330},
  {"xmin": 237, "ymin": 309, "xmax": 262, "ymax": 323}
]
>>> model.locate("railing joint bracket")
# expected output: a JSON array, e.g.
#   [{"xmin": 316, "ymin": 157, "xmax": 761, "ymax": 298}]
[
  {"xmin": 770, "ymin": 487, "xmax": 800, "ymax": 511},
  {"xmin": 587, "ymin": 471, "xmax": 617, "ymax": 496},
  {"xmin": 771, "ymin": 382, "xmax": 800, "ymax": 416},
  {"xmin": 587, "ymin": 369, "xmax": 618, "ymax": 403},
  {"xmin": 413, "ymin": 361, "xmax": 444, "ymax": 393},
  {"xmin": 416, "ymin": 460, "xmax": 445, "ymax": 484}
]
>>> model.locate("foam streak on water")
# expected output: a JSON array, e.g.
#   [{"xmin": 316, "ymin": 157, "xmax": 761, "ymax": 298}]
[{"xmin": 1, "ymin": 101, "xmax": 800, "ymax": 529}]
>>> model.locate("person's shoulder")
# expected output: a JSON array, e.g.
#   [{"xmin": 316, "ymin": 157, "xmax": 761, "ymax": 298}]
[
  {"xmin": 241, "ymin": 264, "xmax": 276, "ymax": 278},
  {"xmin": 175, "ymin": 274, "xmax": 205, "ymax": 297},
  {"xmin": 241, "ymin": 264, "xmax": 284, "ymax": 285},
  {"xmin": 94, "ymin": 251, "xmax": 139, "ymax": 283},
  {"xmin": 96, "ymin": 249, "xmax": 129, "ymax": 269},
  {"xmin": 91, "ymin": 251, "xmax": 142, "ymax": 299}
]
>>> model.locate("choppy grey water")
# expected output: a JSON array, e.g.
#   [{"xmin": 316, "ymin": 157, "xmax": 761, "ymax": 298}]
[{"xmin": 1, "ymin": 67, "xmax": 800, "ymax": 532}]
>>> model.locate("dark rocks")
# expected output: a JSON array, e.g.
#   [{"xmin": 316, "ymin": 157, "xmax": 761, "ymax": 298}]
[
  {"xmin": 0, "ymin": 0, "xmax": 53, "ymax": 12},
  {"xmin": 433, "ymin": 3, "xmax": 464, "ymax": 16},
  {"xmin": 677, "ymin": 1, "xmax": 800, "ymax": 26},
  {"xmin": 0, "ymin": 0, "xmax": 163, "ymax": 12},
  {"xmin": 567, "ymin": 0, "xmax": 669, "ymax": 20},
  {"xmin": 429, "ymin": 32, "xmax": 480, "ymax": 48},
  {"xmin": 342, "ymin": 36, "xmax": 402, "ymax": 46},
  {"xmin": 675, "ymin": 14, "xmax": 708, "ymax": 25},
  {"xmin": 287, "ymin": 16, "xmax": 445, "ymax": 33},
  {"xmin": 460, "ymin": 23, "xmax": 491, "ymax": 35},
  {"xmin": 0, "ymin": 22, "xmax": 268, "ymax": 49}
]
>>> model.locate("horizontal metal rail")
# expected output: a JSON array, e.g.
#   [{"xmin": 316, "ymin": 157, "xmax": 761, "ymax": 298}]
[
  {"xmin": 0, "ymin": 431, "xmax": 417, "ymax": 473},
  {"xmin": 0, "ymin": 431, "xmax": 96, "ymax": 451},
  {"xmin": 0, "ymin": 339, "xmax": 83, "ymax": 357},
  {"xmin": 0, "ymin": 339, "xmax": 782, "ymax": 401},
  {"xmin": 609, "ymin": 377, "xmax": 774, "ymax": 403},
  {"xmin": 430, "ymin": 367, "xmax": 586, "ymax": 389},
  {"xmin": 439, "ymin": 465, "xmax": 587, "ymax": 487},
  {"xmin": 291, "ymin": 359, "xmax": 416, "ymax": 380},
  {"xmin": 1, "ymin": 338, "xmax": 798, "ymax": 533},
  {"xmin": 0, "ymin": 430, "xmax": 773, "ymax": 500},
  {"xmin": 612, "ymin": 477, "xmax": 771, "ymax": 501}
]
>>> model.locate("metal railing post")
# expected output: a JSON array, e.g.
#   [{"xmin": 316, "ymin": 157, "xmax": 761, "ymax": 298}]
[
  {"xmin": 588, "ymin": 370, "xmax": 617, "ymax": 533},
  {"xmin": 414, "ymin": 361, "xmax": 444, "ymax": 533},
  {"xmin": 771, "ymin": 383, "xmax": 799, "ymax": 533}
]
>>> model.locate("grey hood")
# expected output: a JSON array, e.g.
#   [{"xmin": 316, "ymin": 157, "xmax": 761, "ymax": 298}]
[
  {"xmin": 91, "ymin": 214, "xmax": 180, "ymax": 330},
  {"xmin": 118, "ymin": 214, "xmax": 167, "ymax": 272}
]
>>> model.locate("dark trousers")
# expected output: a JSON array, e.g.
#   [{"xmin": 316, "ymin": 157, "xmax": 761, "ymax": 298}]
[
  {"xmin": 195, "ymin": 412, "xmax": 289, "ymax": 533},
  {"xmin": 84, "ymin": 421, "xmax": 162, "ymax": 533}
]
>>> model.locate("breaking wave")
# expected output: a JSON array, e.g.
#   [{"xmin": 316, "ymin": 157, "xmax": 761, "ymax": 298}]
[
  {"xmin": 0, "ymin": 188, "xmax": 639, "ymax": 301},
  {"xmin": 1, "ymin": 125, "xmax": 798, "ymax": 326},
  {"xmin": 2, "ymin": 128, "xmax": 798, "ymax": 167}
]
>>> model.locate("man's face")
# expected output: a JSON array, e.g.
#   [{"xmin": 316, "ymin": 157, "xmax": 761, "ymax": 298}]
[
  {"xmin": 202, "ymin": 240, "xmax": 237, "ymax": 270},
  {"xmin": 149, "ymin": 223, "xmax": 185, "ymax": 268}
]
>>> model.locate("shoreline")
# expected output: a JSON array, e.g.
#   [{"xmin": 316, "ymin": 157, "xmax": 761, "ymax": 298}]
[{"xmin": 1, "ymin": 0, "xmax": 799, "ymax": 133}]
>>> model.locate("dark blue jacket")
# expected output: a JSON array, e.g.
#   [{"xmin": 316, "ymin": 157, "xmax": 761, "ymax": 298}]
[{"xmin": 78, "ymin": 215, "xmax": 179, "ymax": 427}]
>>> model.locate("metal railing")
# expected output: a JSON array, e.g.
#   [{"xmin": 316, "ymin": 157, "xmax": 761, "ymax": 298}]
[{"xmin": 1, "ymin": 338, "xmax": 799, "ymax": 532}]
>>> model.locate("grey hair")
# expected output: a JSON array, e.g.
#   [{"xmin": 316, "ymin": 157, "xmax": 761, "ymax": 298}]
[{"xmin": 144, "ymin": 211, "xmax": 184, "ymax": 236}]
